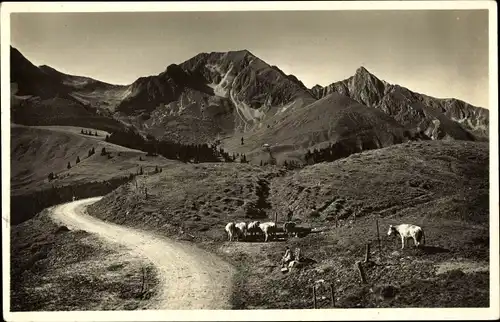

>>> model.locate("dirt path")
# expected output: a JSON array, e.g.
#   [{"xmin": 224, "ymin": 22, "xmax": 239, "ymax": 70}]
[{"xmin": 49, "ymin": 197, "xmax": 235, "ymax": 310}]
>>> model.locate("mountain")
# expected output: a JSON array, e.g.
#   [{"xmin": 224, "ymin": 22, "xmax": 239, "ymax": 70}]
[
  {"xmin": 311, "ymin": 67, "xmax": 488, "ymax": 140},
  {"xmin": 10, "ymin": 47, "xmax": 127, "ymax": 132},
  {"xmin": 10, "ymin": 46, "xmax": 489, "ymax": 163}
]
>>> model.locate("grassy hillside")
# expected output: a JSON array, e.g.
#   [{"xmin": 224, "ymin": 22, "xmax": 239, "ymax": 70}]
[
  {"xmin": 221, "ymin": 93, "xmax": 414, "ymax": 165},
  {"xmin": 11, "ymin": 125, "xmax": 178, "ymax": 196},
  {"xmin": 87, "ymin": 139, "xmax": 489, "ymax": 308}
]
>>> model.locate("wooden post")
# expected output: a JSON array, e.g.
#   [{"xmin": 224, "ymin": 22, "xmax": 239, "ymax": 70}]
[
  {"xmin": 312, "ymin": 285, "xmax": 317, "ymax": 309},
  {"xmin": 275, "ymin": 211, "xmax": 278, "ymax": 224},
  {"xmin": 330, "ymin": 283, "xmax": 335, "ymax": 308},
  {"xmin": 376, "ymin": 219, "xmax": 382, "ymax": 256},
  {"xmin": 140, "ymin": 266, "xmax": 146, "ymax": 298},
  {"xmin": 356, "ymin": 261, "xmax": 367, "ymax": 284},
  {"xmin": 364, "ymin": 243, "xmax": 370, "ymax": 263}
]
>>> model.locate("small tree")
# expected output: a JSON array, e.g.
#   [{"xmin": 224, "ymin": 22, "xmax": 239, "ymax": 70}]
[
  {"xmin": 76, "ymin": 156, "xmax": 80, "ymax": 164},
  {"xmin": 241, "ymin": 137, "xmax": 244, "ymax": 145},
  {"xmin": 88, "ymin": 149, "xmax": 92, "ymax": 157},
  {"xmin": 101, "ymin": 147, "xmax": 107, "ymax": 156},
  {"xmin": 260, "ymin": 160, "xmax": 263, "ymax": 166},
  {"xmin": 81, "ymin": 129, "xmax": 84, "ymax": 134},
  {"xmin": 48, "ymin": 172, "xmax": 54, "ymax": 181},
  {"xmin": 67, "ymin": 162, "xmax": 71, "ymax": 169},
  {"xmin": 155, "ymin": 165, "xmax": 159, "ymax": 173},
  {"xmin": 95, "ymin": 131, "xmax": 98, "ymax": 136},
  {"xmin": 105, "ymin": 135, "xmax": 110, "ymax": 142},
  {"xmin": 139, "ymin": 167, "xmax": 144, "ymax": 175},
  {"xmin": 91, "ymin": 147, "xmax": 95, "ymax": 155}
]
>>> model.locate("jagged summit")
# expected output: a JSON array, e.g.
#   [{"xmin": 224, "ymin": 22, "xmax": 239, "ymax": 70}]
[{"xmin": 355, "ymin": 66, "xmax": 371, "ymax": 74}]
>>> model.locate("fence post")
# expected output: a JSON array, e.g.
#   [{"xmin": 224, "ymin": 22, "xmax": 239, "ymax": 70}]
[
  {"xmin": 312, "ymin": 285, "xmax": 317, "ymax": 309},
  {"xmin": 355, "ymin": 261, "xmax": 368, "ymax": 284},
  {"xmin": 376, "ymin": 219, "xmax": 382, "ymax": 256},
  {"xmin": 330, "ymin": 283, "xmax": 335, "ymax": 308}
]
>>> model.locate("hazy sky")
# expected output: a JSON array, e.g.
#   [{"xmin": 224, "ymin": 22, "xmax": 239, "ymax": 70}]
[{"xmin": 10, "ymin": 10, "xmax": 489, "ymax": 108}]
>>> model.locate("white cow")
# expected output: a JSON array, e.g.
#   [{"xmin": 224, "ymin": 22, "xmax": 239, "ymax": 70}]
[
  {"xmin": 235, "ymin": 222, "xmax": 248, "ymax": 241},
  {"xmin": 387, "ymin": 224, "xmax": 426, "ymax": 249},
  {"xmin": 247, "ymin": 221, "xmax": 261, "ymax": 238},
  {"xmin": 225, "ymin": 222, "xmax": 238, "ymax": 242},
  {"xmin": 259, "ymin": 222, "xmax": 277, "ymax": 242}
]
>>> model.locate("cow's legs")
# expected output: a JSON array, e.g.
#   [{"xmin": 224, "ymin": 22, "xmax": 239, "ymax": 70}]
[{"xmin": 413, "ymin": 236, "xmax": 419, "ymax": 248}]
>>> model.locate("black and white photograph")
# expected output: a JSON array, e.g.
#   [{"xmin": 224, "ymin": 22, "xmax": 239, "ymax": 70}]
[{"xmin": 1, "ymin": 1, "xmax": 498, "ymax": 321}]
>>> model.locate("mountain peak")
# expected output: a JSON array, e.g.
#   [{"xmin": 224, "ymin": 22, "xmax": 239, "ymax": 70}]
[{"xmin": 355, "ymin": 66, "xmax": 374, "ymax": 77}]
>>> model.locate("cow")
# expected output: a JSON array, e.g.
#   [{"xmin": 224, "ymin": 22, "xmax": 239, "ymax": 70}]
[
  {"xmin": 235, "ymin": 222, "xmax": 248, "ymax": 241},
  {"xmin": 247, "ymin": 221, "xmax": 261, "ymax": 239},
  {"xmin": 283, "ymin": 221, "xmax": 297, "ymax": 238},
  {"xmin": 387, "ymin": 224, "xmax": 426, "ymax": 249},
  {"xmin": 259, "ymin": 222, "xmax": 277, "ymax": 242},
  {"xmin": 225, "ymin": 222, "xmax": 238, "ymax": 242}
]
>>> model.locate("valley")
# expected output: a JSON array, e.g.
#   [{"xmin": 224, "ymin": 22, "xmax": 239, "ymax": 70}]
[{"xmin": 8, "ymin": 45, "xmax": 491, "ymax": 311}]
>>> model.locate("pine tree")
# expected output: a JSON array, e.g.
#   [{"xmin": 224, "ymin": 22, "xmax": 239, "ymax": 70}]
[
  {"xmin": 76, "ymin": 156, "xmax": 80, "ymax": 164},
  {"xmin": 260, "ymin": 160, "xmax": 263, "ymax": 166},
  {"xmin": 241, "ymin": 137, "xmax": 244, "ymax": 145},
  {"xmin": 155, "ymin": 165, "xmax": 159, "ymax": 173},
  {"xmin": 101, "ymin": 147, "xmax": 107, "ymax": 156},
  {"xmin": 81, "ymin": 129, "xmax": 84, "ymax": 134},
  {"xmin": 95, "ymin": 131, "xmax": 98, "ymax": 136},
  {"xmin": 105, "ymin": 135, "xmax": 109, "ymax": 142},
  {"xmin": 67, "ymin": 162, "xmax": 71, "ymax": 169},
  {"xmin": 139, "ymin": 167, "xmax": 144, "ymax": 175},
  {"xmin": 48, "ymin": 172, "xmax": 54, "ymax": 181}
]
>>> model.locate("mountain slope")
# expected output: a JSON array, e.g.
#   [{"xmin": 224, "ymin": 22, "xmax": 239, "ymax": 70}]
[
  {"xmin": 311, "ymin": 67, "xmax": 488, "ymax": 140},
  {"xmin": 10, "ymin": 47, "xmax": 128, "ymax": 132},
  {"xmin": 222, "ymin": 92, "xmax": 422, "ymax": 164},
  {"xmin": 114, "ymin": 50, "xmax": 316, "ymax": 139},
  {"xmin": 10, "ymin": 46, "xmax": 489, "ymax": 154}
]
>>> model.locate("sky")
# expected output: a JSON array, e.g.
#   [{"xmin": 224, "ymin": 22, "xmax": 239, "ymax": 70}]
[{"xmin": 10, "ymin": 10, "xmax": 490, "ymax": 108}]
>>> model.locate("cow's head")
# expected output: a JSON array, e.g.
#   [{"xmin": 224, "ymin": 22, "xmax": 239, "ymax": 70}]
[{"xmin": 387, "ymin": 225, "xmax": 397, "ymax": 236}]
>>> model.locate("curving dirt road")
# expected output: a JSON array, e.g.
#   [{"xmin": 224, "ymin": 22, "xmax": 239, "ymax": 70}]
[{"xmin": 50, "ymin": 197, "xmax": 235, "ymax": 310}]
